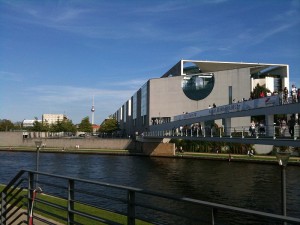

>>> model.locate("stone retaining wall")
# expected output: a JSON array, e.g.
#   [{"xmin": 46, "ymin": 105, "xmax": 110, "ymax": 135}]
[{"xmin": 0, "ymin": 132, "xmax": 135, "ymax": 150}]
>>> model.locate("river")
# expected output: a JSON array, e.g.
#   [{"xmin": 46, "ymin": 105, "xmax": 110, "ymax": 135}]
[{"xmin": 0, "ymin": 151, "xmax": 299, "ymax": 224}]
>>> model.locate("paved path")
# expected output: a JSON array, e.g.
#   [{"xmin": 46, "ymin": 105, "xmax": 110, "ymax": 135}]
[{"xmin": 6, "ymin": 207, "xmax": 63, "ymax": 225}]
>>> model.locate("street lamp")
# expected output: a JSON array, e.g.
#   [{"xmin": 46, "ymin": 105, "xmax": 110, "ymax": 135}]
[
  {"xmin": 34, "ymin": 140, "xmax": 42, "ymax": 184},
  {"xmin": 276, "ymin": 150, "xmax": 291, "ymax": 225}
]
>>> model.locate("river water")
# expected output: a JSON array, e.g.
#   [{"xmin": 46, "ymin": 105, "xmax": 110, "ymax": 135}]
[{"xmin": 0, "ymin": 151, "xmax": 300, "ymax": 224}]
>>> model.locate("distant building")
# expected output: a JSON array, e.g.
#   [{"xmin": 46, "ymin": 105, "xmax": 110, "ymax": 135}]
[
  {"xmin": 110, "ymin": 59, "xmax": 289, "ymax": 137},
  {"xmin": 92, "ymin": 124, "xmax": 100, "ymax": 133},
  {"xmin": 42, "ymin": 114, "xmax": 67, "ymax": 125},
  {"xmin": 22, "ymin": 119, "xmax": 42, "ymax": 127}
]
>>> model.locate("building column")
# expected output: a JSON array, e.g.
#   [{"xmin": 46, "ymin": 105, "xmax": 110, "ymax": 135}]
[
  {"xmin": 265, "ymin": 114, "xmax": 274, "ymax": 136},
  {"xmin": 222, "ymin": 118, "xmax": 231, "ymax": 136}
]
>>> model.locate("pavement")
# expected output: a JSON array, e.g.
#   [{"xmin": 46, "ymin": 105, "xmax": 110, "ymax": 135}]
[{"xmin": 5, "ymin": 207, "xmax": 63, "ymax": 225}]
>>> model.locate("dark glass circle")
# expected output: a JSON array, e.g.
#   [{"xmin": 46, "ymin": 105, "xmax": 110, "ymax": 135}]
[{"xmin": 181, "ymin": 74, "xmax": 215, "ymax": 100}]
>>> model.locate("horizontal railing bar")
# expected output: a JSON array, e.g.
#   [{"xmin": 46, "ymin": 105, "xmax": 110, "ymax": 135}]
[
  {"xmin": 36, "ymin": 180, "xmax": 68, "ymax": 192},
  {"xmin": 72, "ymin": 187, "xmax": 127, "ymax": 204},
  {"xmin": 22, "ymin": 170, "xmax": 300, "ymax": 223},
  {"xmin": 183, "ymin": 197, "xmax": 300, "ymax": 223},
  {"xmin": 70, "ymin": 199, "xmax": 127, "ymax": 218},
  {"xmin": 34, "ymin": 207, "xmax": 67, "ymax": 223},
  {"xmin": 35, "ymin": 198, "xmax": 67, "ymax": 211},
  {"xmin": 135, "ymin": 201, "xmax": 203, "ymax": 222},
  {"xmin": 33, "ymin": 214, "xmax": 57, "ymax": 225},
  {"xmin": 70, "ymin": 209, "xmax": 122, "ymax": 225}
]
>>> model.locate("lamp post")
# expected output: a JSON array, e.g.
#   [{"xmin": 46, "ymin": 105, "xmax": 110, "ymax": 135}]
[
  {"xmin": 276, "ymin": 150, "xmax": 290, "ymax": 225},
  {"xmin": 34, "ymin": 140, "xmax": 42, "ymax": 184}
]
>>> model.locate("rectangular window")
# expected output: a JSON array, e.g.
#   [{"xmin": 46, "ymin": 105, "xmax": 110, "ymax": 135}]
[
  {"xmin": 141, "ymin": 83, "xmax": 147, "ymax": 116},
  {"xmin": 123, "ymin": 103, "xmax": 127, "ymax": 123},
  {"xmin": 133, "ymin": 93, "xmax": 137, "ymax": 119},
  {"xmin": 228, "ymin": 86, "xmax": 232, "ymax": 104},
  {"xmin": 128, "ymin": 99, "xmax": 131, "ymax": 116}
]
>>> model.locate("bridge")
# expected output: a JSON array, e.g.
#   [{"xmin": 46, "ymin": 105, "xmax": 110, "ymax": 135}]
[{"xmin": 139, "ymin": 96, "xmax": 300, "ymax": 150}]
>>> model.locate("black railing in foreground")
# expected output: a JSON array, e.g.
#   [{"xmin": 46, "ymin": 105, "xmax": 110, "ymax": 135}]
[{"xmin": 1, "ymin": 170, "xmax": 300, "ymax": 225}]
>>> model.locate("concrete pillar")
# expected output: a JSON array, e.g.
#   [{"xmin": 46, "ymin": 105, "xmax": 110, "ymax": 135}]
[
  {"xmin": 265, "ymin": 114, "xmax": 274, "ymax": 137},
  {"xmin": 200, "ymin": 121, "xmax": 205, "ymax": 136},
  {"xmin": 222, "ymin": 118, "xmax": 231, "ymax": 136},
  {"xmin": 294, "ymin": 125, "xmax": 299, "ymax": 140}
]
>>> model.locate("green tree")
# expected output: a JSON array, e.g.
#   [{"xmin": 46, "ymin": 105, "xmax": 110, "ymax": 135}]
[
  {"xmin": 78, "ymin": 116, "xmax": 92, "ymax": 132},
  {"xmin": 50, "ymin": 119, "xmax": 76, "ymax": 133},
  {"xmin": 252, "ymin": 83, "xmax": 270, "ymax": 99},
  {"xmin": 99, "ymin": 118, "xmax": 119, "ymax": 134},
  {"xmin": 32, "ymin": 120, "xmax": 49, "ymax": 132},
  {"xmin": 0, "ymin": 119, "xmax": 15, "ymax": 131}
]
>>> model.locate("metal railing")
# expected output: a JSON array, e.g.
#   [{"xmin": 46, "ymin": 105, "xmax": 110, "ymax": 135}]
[
  {"xmin": 144, "ymin": 124, "xmax": 300, "ymax": 140},
  {"xmin": 1, "ymin": 170, "xmax": 300, "ymax": 225}
]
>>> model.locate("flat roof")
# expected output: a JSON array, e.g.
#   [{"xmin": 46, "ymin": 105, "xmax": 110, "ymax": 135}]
[{"xmin": 161, "ymin": 60, "xmax": 288, "ymax": 77}]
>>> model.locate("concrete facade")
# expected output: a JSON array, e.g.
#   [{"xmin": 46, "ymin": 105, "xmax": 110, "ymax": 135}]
[{"xmin": 113, "ymin": 60, "xmax": 289, "ymax": 137}]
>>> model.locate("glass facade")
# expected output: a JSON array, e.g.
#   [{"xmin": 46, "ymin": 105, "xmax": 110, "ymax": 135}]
[
  {"xmin": 123, "ymin": 103, "xmax": 127, "ymax": 123},
  {"xmin": 141, "ymin": 83, "xmax": 147, "ymax": 116},
  {"xmin": 132, "ymin": 93, "xmax": 137, "ymax": 119},
  {"xmin": 181, "ymin": 73, "xmax": 215, "ymax": 100}
]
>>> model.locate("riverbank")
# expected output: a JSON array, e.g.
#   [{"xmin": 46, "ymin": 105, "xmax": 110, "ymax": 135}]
[{"xmin": 1, "ymin": 146, "xmax": 300, "ymax": 166}]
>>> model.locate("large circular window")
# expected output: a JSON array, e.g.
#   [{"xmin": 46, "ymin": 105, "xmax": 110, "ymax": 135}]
[{"xmin": 181, "ymin": 74, "xmax": 215, "ymax": 100}]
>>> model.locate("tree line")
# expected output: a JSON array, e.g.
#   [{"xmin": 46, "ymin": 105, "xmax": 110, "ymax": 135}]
[{"xmin": 0, "ymin": 117, "xmax": 119, "ymax": 134}]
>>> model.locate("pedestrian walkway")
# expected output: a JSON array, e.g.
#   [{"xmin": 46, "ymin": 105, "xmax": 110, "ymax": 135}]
[{"xmin": 6, "ymin": 207, "xmax": 63, "ymax": 225}]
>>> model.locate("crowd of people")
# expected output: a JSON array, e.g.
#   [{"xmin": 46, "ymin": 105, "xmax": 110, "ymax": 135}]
[{"xmin": 249, "ymin": 114, "xmax": 298, "ymax": 138}]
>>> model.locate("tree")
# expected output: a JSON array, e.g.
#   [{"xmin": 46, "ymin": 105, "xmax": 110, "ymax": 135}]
[
  {"xmin": 252, "ymin": 83, "xmax": 270, "ymax": 99},
  {"xmin": 50, "ymin": 119, "xmax": 76, "ymax": 133},
  {"xmin": 99, "ymin": 118, "xmax": 119, "ymax": 134},
  {"xmin": 0, "ymin": 119, "xmax": 15, "ymax": 131},
  {"xmin": 32, "ymin": 121, "xmax": 49, "ymax": 132},
  {"xmin": 78, "ymin": 116, "xmax": 92, "ymax": 132}
]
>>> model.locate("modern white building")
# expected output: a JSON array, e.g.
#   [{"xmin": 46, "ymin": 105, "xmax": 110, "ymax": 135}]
[
  {"xmin": 22, "ymin": 119, "xmax": 42, "ymax": 127},
  {"xmin": 111, "ymin": 60, "xmax": 289, "ymax": 137},
  {"xmin": 42, "ymin": 114, "xmax": 67, "ymax": 125}
]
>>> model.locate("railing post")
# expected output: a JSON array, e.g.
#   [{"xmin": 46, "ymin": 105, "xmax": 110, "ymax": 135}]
[
  {"xmin": 68, "ymin": 179, "xmax": 75, "ymax": 225},
  {"xmin": 127, "ymin": 190, "xmax": 136, "ymax": 225},
  {"xmin": 28, "ymin": 172, "xmax": 34, "ymax": 224},
  {"xmin": 211, "ymin": 208, "xmax": 216, "ymax": 225},
  {"xmin": 242, "ymin": 127, "xmax": 244, "ymax": 138}
]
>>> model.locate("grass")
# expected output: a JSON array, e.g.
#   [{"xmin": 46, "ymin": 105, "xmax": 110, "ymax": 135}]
[
  {"xmin": 180, "ymin": 152, "xmax": 300, "ymax": 164},
  {"xmin": 0, "ymin": 185, "xmax": 152, "ymax": 225}
]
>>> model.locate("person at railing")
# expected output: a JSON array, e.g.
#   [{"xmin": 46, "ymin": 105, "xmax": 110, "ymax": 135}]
[
  {"xmin": 288, "ymin": 115, "xmax": 296, "ymax": 137},
  {"xmin": 258, "ymin": 121, "xmax": 265, "ymax": 135},
  {"xmin": 249, "ymin": 121, "xmax": 256, "ymax": 136},
  {"xmin": 283, "ymin": 87, "xmax": 289, "ymax": 104},
  {"xmin": 291, "ymin": 84, "xmax": 297, "ymax": 103},
  {"xmin": 280, "ymin": 119, "xmax": 287, "ymax": 136}
]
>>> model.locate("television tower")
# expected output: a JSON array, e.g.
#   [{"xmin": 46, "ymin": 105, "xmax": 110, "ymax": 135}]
[{"xmin": 91, "ymin": 96, "xmax": 95, "ymax": 125}]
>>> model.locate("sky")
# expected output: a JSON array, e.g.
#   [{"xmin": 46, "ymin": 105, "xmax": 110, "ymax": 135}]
[{"xmin": 1, "ymin": 0, "xmax": 300, "ymax": 125}]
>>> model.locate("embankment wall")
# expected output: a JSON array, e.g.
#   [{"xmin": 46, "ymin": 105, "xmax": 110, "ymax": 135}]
[{"xmin": 0, "ymin": 132, "xmax": 135, "ymax": 150}]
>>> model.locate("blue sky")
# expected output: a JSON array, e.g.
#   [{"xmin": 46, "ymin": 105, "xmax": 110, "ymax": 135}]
[{"xmin": 1, "ymin": 0, "xmax": 300, "ymax": 124}]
